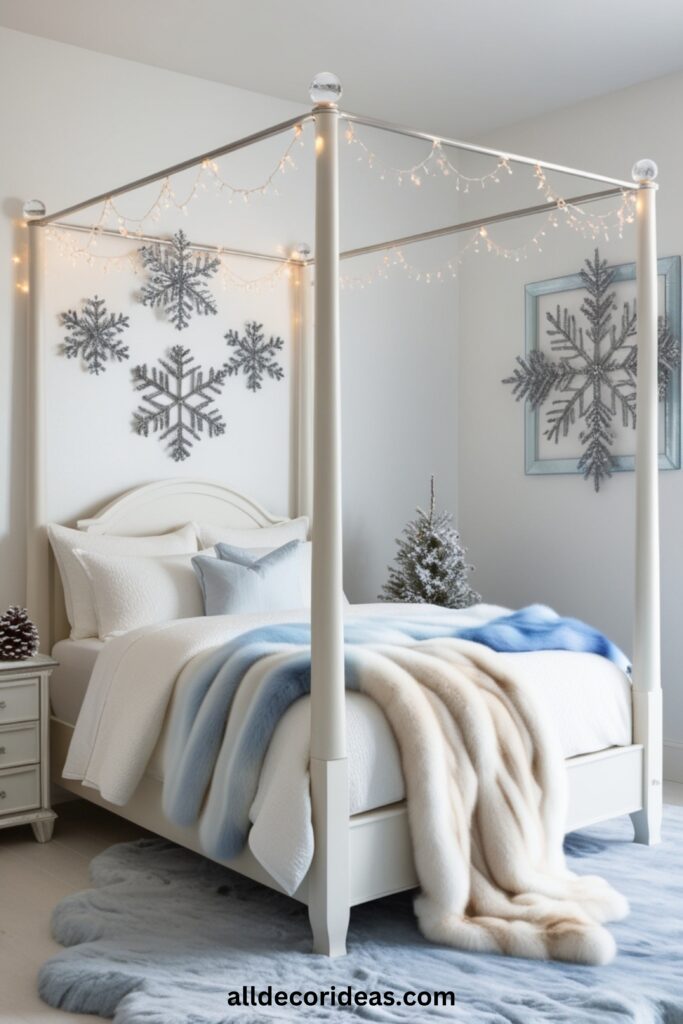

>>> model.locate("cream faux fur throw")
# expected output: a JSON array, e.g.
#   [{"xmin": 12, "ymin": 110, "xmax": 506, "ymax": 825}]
[
  {"xmin": 358, "ymin": 637, "xmax": 628, "ymax": 964},
  {"xmin": 158, "ymin": 618, "xmax": 628, "ymax": 965}
]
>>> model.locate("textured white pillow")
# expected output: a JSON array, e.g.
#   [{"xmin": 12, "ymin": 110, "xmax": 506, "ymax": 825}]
[
  {"xmin": 72, "ymin": 548, "xmax": 211, "ymax": 640},
  {"xmin": 194, "ymin": 516, "xmax": 309, "ymax": 550},
  {"xmin": 48, "ymin": 523, "xmax": 198, "ymax": 640}
]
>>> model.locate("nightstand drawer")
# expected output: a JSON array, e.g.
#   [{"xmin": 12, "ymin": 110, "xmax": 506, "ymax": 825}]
[
  {"xmin": 0, "ymin": 678, "xmax": 40, "ymax": 724},
  {"xmin": 0, "ymin": 722, "xmax": 39, "ymax": 769},
  {"xmin": 0, "ymin": 764, "xmax": 40, "ymax": 815}
]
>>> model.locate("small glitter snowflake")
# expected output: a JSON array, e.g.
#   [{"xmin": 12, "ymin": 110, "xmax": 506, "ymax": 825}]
[
  {"xmin": 224, "ymin": 320, "xmax": 285, "ymax": 392},
  {"xmin": 60, "ymin": 296, "xmax": 130, "ymax": 375},
  {"xmin": 132, "ymin": 345, "xmax": 227, "ymax": 461},
  {"xmin": 138, "ymin": 229, "xmax": 220, "ymax": 331}
]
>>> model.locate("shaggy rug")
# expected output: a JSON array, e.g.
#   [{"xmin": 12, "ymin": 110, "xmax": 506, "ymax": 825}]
[{"xmin": 39, "ymin": 808, "xmax": 683, "ymax": 1023}]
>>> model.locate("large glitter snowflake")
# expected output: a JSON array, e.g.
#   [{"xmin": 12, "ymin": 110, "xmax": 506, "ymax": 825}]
[
  {"xmin": 503, "ymin": 249, "xmax": 679, "ymax": 491},
  {"xmin": 224, "ymin": 320, "xmax": 285, "ymax": 392},
  {"xmin": 60, "ymin": 296, "xmax": 130, "ymax": 375},
  {"xmin": 132, "ymin": 345, "xmax": 227, "ymax": 461},
  {"xmin": 138, "ymin": 230, "xmax": 220, "ymax": 331}
]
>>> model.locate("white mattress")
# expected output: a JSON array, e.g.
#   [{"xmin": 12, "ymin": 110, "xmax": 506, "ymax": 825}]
[
  {"xmin": 52, "ymin": 636, "xmax": 632, "ymax": 818},
  {"xmin": 51, "ymin": 639, "xmax": 105, "ymax": 724},
  {"xmin": 251, "ymin": 649, "xmax": 632, "ymax": 821}
]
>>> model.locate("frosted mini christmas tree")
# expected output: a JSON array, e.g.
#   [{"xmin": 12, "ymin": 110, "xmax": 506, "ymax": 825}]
[{"xmin": 380, "ymin": 477, "xmax": 479, "ymax": 608}]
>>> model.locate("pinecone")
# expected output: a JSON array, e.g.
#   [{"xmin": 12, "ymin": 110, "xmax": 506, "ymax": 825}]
[{"xmin": 0, "ymin": 606, "xmax": 39, "ymax": 661}]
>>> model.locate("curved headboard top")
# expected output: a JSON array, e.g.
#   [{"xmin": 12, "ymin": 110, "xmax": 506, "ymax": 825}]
[
  {"xmin": 76, "ymin": 478, "xmax": 288, "ymax": 536},
  {"xmin": 37, "ymin": 478, "xmax": 294, "ymax": 650}
]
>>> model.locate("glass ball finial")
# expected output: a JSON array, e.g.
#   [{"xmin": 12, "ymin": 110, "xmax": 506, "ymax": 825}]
[
  {"xmin": 309, "ymin": 72, "xmax": 342, "ymax": 105},
  {"xmin": 293, "ymin": 242, "xmax": 311, "ymax": 261},
  {"xmin": 22, "ymin": 199, "xmax": 46, "ymax": 219},
  {"xmin": 631, "ymin": 158, "xmax": 658, "ymax": 183}
]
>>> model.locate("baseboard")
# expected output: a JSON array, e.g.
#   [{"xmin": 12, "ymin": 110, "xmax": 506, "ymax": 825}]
[{"xmin": 664, "ymin": 741, "xmax": 683, "ymax": 784}]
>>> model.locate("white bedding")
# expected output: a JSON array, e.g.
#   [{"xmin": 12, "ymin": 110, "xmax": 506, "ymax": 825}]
[
  {"xmin": 58, "ymin": 603, "xmax": 632, "ymax": 890},
  {"xmin": 51, "ymin": 638, "xmax": 105, "ymax": 723}
]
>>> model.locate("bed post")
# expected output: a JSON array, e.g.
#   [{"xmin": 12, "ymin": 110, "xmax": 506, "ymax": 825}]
[
  {"xmin": 630, "ymin": 162, "xmax": 663, "ymax": 846},
  {"xmin": 26, "ymin": 212, "xmax": 52, "ymax": 653},
  {"xmin": 307, "ymin": 74, "xmax": 349, "ymax": 955}
]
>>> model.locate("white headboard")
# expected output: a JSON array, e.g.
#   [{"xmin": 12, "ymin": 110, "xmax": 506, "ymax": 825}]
[{"xmin": 29, "ymin": 478, "xmax": 294, "ymax": 651}]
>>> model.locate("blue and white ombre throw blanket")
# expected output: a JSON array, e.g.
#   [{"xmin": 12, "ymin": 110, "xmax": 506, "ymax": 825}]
[{"xmin": 162, "ymin": 604, "xmax": 629, "ymax": 966}]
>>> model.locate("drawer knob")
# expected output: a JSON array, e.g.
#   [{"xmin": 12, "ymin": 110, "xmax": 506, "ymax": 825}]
[
  {"xmin": 0, "ymin": 747, "xmax": 5, "ymax": 755},
  {"xmin": 0, "ymin": 791, "xmax": 5, "ymax": 800},
  {"xmin": 0, "ymin": 701, "xmax": 6, "ymax": 709}
]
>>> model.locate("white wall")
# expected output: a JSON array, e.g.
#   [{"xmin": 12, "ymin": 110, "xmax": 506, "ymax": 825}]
[
  {"xmin": 458, "ymin": 72, "xmax": 683, "ymax": 779},
  {"xmin": 0, "ymin": 28, "xmax": 459, "ymax": 609}
]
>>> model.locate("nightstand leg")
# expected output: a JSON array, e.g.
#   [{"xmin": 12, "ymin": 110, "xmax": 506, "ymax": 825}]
[{"xmin": 32, "ymin": 817, "xmax": 55, "ymax": 843}]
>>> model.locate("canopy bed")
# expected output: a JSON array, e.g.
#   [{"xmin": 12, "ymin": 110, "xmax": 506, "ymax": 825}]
[{"xmin": 24, "ymin": 73, "xmax": 663, "ymax": 959}]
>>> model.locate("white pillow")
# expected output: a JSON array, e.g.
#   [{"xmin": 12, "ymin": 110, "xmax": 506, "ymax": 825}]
[
  {"xmin": 194, "ymin": 516, "xmax": 309, "ymax": 550},
  {"xmin": 48, "ymin": 523, "xmax": 198, "ymax": 640},
  {"xmin": 72, "ymin": 548, "xmax": 213, "ymax": 640}
]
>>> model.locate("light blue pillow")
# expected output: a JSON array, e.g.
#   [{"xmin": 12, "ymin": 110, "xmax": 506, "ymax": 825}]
[{"xmin": 192, "ymin": 540, "xmax": 310, "ymax": 615}]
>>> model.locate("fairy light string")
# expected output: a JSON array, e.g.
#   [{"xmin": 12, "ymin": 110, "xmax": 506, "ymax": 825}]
[
  {"xmin": 56, "ymin": 123, "xmax": 307, "ymax": 249},
  {"xmin": 532, "ymin": 164, "xmax": 636, "ymax": 241},
  {"xmin": 338, "ymin": 194, "xmax": 635, "ymax": 291},
  {"xmin": 36, "ymin": 117, "xmax": 637, "ymax": 292},
  {"xmin": 44, "ymin": 225, "xmax": 292, "ymax": 294},
  {"xmin": 343, "ymin": 119, "xmax": 512, "ymax": 191}
]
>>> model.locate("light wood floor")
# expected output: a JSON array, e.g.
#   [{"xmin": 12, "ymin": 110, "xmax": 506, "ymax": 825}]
[
  {"xmin": 0, "ymin": 800, "xmax": 150, "ymax": 1024},
  {"xmin": 2, "ymin": 785, "xmax": 683, "ymax": 1023}
]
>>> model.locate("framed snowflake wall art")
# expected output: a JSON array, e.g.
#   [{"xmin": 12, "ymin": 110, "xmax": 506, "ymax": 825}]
[{"xmin": 503, "ymin": 251, "xmax": 681, "ymax": 491}]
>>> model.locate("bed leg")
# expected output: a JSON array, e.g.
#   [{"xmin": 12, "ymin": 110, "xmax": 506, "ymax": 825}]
[
  {"xmin": 307, "ymin": 757, "xmax": 350, "ymax": 957},
  {"xmin": 630, "ymin": 689, "xmax": 663, "ymax": 845},
  {"xmin": 630, "ymin": 804, "xmax": 661, "ymax": 845}
]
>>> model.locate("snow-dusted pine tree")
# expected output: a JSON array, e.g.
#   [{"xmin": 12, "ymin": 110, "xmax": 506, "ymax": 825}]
[{"xmin": 380, "ymin": 477, "xmax": 480, "ymax": 608}]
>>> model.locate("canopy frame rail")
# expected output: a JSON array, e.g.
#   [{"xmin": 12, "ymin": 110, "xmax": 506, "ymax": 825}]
[
  {"xmin": 47, "ymin": 221, "xmax": 294, "ymax": 266},
  {"xmin": 30, "ymin": 113, "xmax": 314, "ymax": 228},
  {"xmin": 341, "ymin": 111, "xmax": 636, "ymax": 190},
  {"xmin": 47, "ymin": 181, "xmax": 632, "ymax": 269},
  {"xmin": 338, "ymin": 186, "xmax": 631, "ymax": 263}
]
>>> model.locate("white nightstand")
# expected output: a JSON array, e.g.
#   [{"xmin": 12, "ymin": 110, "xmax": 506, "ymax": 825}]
[{"xmin": 0, "ymin": 654, "xmax": 57, "ymax": 842}]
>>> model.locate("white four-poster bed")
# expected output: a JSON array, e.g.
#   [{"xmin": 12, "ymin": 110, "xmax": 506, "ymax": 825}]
[{"xmin": 24, "ymin": 73, "xmax": 662, "ymax": 958}]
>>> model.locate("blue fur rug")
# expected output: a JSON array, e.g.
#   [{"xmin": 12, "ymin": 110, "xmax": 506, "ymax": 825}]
[{"xmin": 39, "ymin": 807, "xmax": 683, "ymax": 1023}]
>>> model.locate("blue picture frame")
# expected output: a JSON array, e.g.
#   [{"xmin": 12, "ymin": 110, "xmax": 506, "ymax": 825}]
[{"xmin": 524, "ymin": 255, "xmax": 681, "ymax": 476}]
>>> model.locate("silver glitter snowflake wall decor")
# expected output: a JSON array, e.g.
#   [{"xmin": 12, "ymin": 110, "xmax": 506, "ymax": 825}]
[
  {"xmin": 224, "ymin": 321, "xmax": 285, "ymax": 392},
  {"xmin": 503, "ymin": 249, "xmax": 681, "ymax": 492},
  {"xmin": 138, "ymin": 229, "xmax": 220, "ymax": 331},
  {"xmin": 132, "ymin": 345, "xmax": 228, "ymax": 462},
  {"xmin": 60, "ymin": 296, "xmax": 130, "ymax": 375}
]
